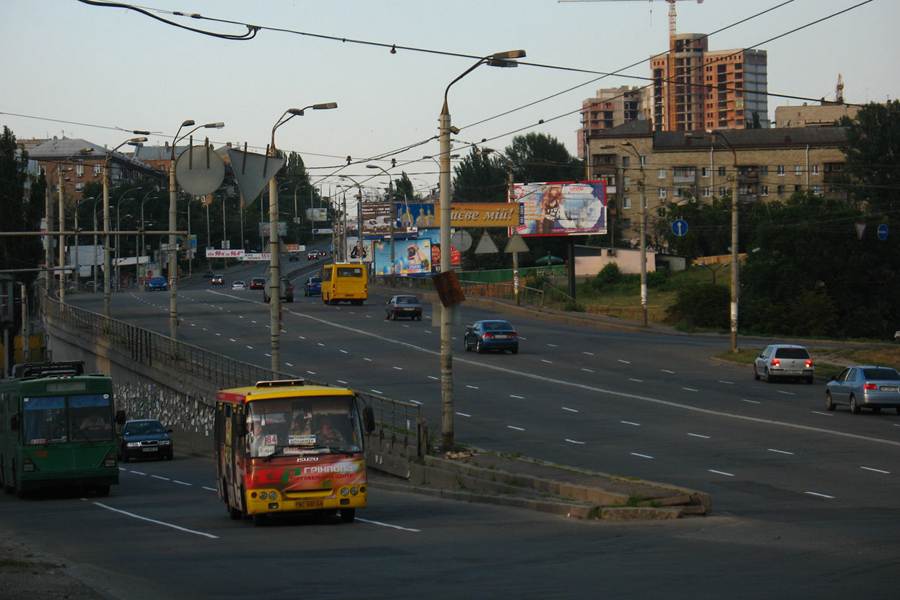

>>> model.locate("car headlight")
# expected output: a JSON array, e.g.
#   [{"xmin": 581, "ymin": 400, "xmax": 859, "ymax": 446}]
[
  {"xmin": 126, "ymin": 442, "xmax": 141, "ymax": 448},
  {"xmin": 340, "ymin": 488, "xmax": 350, "ymax": 497},
  {"xmin": 159, "ymin": 440, "xmax": 171, "ymax": 445}
]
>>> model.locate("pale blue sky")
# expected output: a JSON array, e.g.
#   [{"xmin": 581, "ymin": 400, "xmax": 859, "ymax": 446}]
[{"xmin": 2, "ymin": 0, "xmax": 896, "ymax": 194}]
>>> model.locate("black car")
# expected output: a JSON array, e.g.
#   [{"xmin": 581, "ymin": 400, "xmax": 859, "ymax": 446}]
[
  {"xmin": 203, "ymin": 269, "xmax": 214, "ymax": 278},
  {"xmin": 249, "ymin": 276, "xmax": 267, "ymax": 290},
  {"xmin": 119, "ymin": 419, "xmax": 173, "ymax": 462},
  {"xmin": 211, "ymin": 274, "xmax": 224, "ymax": 285},
  {"xmin": 385, "ymin": 294, "xmax": 423, "ymax": 320}
]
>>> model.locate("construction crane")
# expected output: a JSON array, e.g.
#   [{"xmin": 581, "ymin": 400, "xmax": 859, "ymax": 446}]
[
  {"xmin": 835, "ymin": 74, "xmax": 844, "ymax": 104},
  {"xmin": 559, "ymin": 0, "xmax": 704, "ymax": 47},
  {"xmin": 561, "ymin": 1, "xmax": 705, "ymax": 131}
]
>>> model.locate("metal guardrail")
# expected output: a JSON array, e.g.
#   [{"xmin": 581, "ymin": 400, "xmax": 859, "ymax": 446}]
[{"xmin": 40, "ymin": 295, "xmax": 421, "ymax": 450}]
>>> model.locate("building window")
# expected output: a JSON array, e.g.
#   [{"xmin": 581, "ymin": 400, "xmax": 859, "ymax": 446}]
[
  {"xmin": 811, "ymin": 164, "xmax": 819, "ymax": 175},
  {"xmin": 777, "ymin": 185, "xmax": 785, "ymax": 195},
  {"xmin": 75, "ymin": 165, "xmax": 84, "ymax": 177},
  {"xmin": 760, "ymin": 185, "xmax": 769, "ymax": 196},
  {"xmin": 657, "ymin": 168, "xmax": 666, "ymax": 179},
  {"xmin": 93, "ymin": 164, "xmax": 102, "ymax": 176},
  {"xmin": 640, "ymin": 156, "xmax": 646, "ymax": 167},
  {"xmin": 794, "ymin": 165, "xmax": 803, "ymax": 176},
  {"xmin": 701, "ymin": 187, "xmax": 711, "ymax": 198},
  {"xmin": 794, "ymin": 185, "xmax": 803, "ymax": 193},
  {"xmin": 812, "ymin": 185, "xmax": 820, "ymax": 195},
  {"xmin": 622, "ymin": 218, "xmax": 632, "ymax": 230},
  {"xmin": 777, "ymin": 165, "xmax": 785, "ymax": 176},
  {"xmin": 75, "ymin": 182, "xmax": 84, "ymax": 191},
  {"xmin": 622, "ymin": 197, "xmax": 632, "ymax": 210},
  {"xmin": 658, "ymin": 188, "xmax": 667, "ymax": 200},
  {"xmin": 623, "ymin": 176, "xmax": 630, "ymax": 192},
  {"xmin": 701, "ymin": 167, "xmax": 709, "ymax": 178},
  {"xmin": 718, "ymin": 166, "xmax": 726, "ymax": 177},
  {"xmin": 759, "ymin": 166, "xmax": 768, "ymax": 176},
  {"xmin": 622, "ymin": 156, "xmax": 630, "ymax": 168},
  {"xmin": 718, "ymin": 187, "xmax": 727, "ymax": 197}
]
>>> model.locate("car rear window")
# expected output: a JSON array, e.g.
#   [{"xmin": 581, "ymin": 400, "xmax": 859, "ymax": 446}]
[
  {"xmin": 774, "ymin": 348, "xmax": 810, "ymax": 359},
  {"xmin": 861, "ymin": 368, "xmax": 900, "ymax": 380}
]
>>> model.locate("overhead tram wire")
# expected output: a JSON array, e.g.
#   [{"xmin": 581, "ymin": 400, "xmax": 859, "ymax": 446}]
[{"xmin": 38, "ymin": 0, "xmax": 881, "ymax": 189}]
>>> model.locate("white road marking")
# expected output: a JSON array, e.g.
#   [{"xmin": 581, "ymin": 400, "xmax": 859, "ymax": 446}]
[
  {"xmin": 861, "ymin": 466, "xmax": 890, "ymax": 474},
  {"xmin": 356, "ymin": 518, "xmax": 420, "ymax": 532},
  {"xmin": 173, "ymin": 480, "xmax": 191, "ymax": 486},
  {"xmin": 565, "ymin": 439, "xmax": 586, "ymax": 445},
  {"xmin": 202, "ymin": 486, "xmax": 217, "ymax": 492},
  {"xmin": 510, "ymin": 394, "xmax": 524, "ymax": 399},
  {"xmin": 340, "ymin": 350, "xmax": 348, "ymax": 354},
  {"xmin": 629, "ymin": 378, "xmax": 643, "ymax": 383},
  {"xmin": 767, "ymin": 448, "xmax": 794, "ymax": 455},
  {"xmin": 337, "ymin": 380, "xmax": 347, "ymax": 384},
  {"xmin": 811, "ymin": 411, "xmax": 834, "ymax": 417},
  {"xmin": 507, "ymin": 425, "xmax": 525, "ymax": 431},
  {"xmin": 151, "ymin": 475, "xmax": 170, "ymax": 481},
  {"xmin": 583, "ymin": 351, "xmax": 594, "ymax": 356},
  {"xmin": 805, "ymin": 491, "xmax": 835, "ymax": 499},
  {"xmin": 661, "ymin": 369, "xmax": 675, "ymax": 374},
  {"xmin": 548, "ymin": 344, "xmax": 557, "ymax": 347},
  {"xmin": 778, "ymin": 390, "xmax": 796, "ymax": 396},
  {"xmin": 457, "ymin": 412, "xmax": 471, "ymax": 417},
  {"xmin": 719, "ymin": 380, "xmax": 734, "ymax": 385},
  {"xmin": 466, "ymin": 385, "xmax": 479, "ymax": 390},
  {"xmin": 621, "ymin": 420, "xmax": 641, "ymax": 427},
  {"xmin": 688, "ymin": 433, "xmax": 710, "ymax": 439},
  {"xmin": 410, "ymin": 400, "xmax": 423, "ymax": 405},
  {"xmin": 582, "ymin": 368, "xmax": 594, "ymax": 373},
  {"xmin": 393, "ymin": 366, "xmax": 403, "ymax": 371},
  {"xmin": 619, "ymin": 359, "xmax": 630, "ymax": 364},
  {"xmin": 709, "ymin": 469, "xmax": 735, "ymax": 477},
  {"xmin": 541, "ymin": 359, "xmax": 553, "ymax": 364},
  {"xmin": 307, "ymin": 371, "xmax": 317, "ymax": 375},
  {"xmin": 371, "ymin": 389, "xmax": 383, "ymax": 394},
  {"xmin": 742, "ymin": 399, "xmax": 760, "ymax": 404},
  {"xmin": 93, "ymin": 502, "xmax": 218, "ymax": 538},
  {"xmin": 562, "ymin": 407, "xmax": 579, "ymax": 413},
  {"xmin": 683, "ymin": 387, "xmax": 699, "ymax": 392},
  {"xmin": 428, "ymin": 376, "xmax": 438, "ymax": 381},
  {"xmin": 364, "ymin": 358, "xmax": 372, "ymax": 362},
  {"xmin": 631, "ymin": 453, "xmax": 653, "ymax": 459},
  {"xmin": 286, "ymin": 362, "xmax": 293, "ymax": 367}
]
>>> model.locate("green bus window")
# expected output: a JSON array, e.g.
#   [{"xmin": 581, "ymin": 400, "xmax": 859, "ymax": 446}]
[{"xmin": 23, "ymin": 396, "xmax": 66, "ymax": 445}]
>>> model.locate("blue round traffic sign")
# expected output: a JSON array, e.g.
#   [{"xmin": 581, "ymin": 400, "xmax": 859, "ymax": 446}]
[
  {"xmin": 877, "ymin": 223, "xmax": 889, "ymax": 241},
  {"xmin": 672, "ymin": 219, "xmax": 689, "ymax": 236}
]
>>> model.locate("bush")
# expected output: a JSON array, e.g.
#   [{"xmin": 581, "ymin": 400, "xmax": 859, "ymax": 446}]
[
  {"xmin": 594, "ymin": 262, "xmax": 621, "ymax": 286},
  {"xmin": 666, "ymin": 283, "xmax": 729, "ymax": 329}
]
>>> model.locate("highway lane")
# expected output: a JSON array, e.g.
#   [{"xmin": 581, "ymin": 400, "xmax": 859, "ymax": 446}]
[
  {"xmin": 69, "ymin": 284, "xmax": 900, "ymax": 518},
  {"xmin": 2, "ymin": 453, "xmax": 895, "ymax": 600}
]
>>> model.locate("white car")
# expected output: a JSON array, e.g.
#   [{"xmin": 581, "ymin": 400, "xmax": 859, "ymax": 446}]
[
  {"xmin": 232, "ymin": 280, "xmax": 246, "ymax": 290},
  {"xmin": 753, "ymin": 344, "xmax": 814, "ymax": 384}
]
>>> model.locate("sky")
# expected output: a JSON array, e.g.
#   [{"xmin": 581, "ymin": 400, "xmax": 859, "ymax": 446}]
[{"xmin": 2, "ymin": 0, "xmax": 897, "ymax": 197}]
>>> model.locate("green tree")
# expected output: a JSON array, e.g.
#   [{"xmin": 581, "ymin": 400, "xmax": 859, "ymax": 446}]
[
  {"xmin": 841, "ymin": 100, "xmax": 900, "ymax": 212},
  {"xmin": 504, "ymin": 132, "xmax": 583, "ymax": 183},
  {"xmin": 452, "ymin": 147, "xmax": 507, "ymax": 203},
  {"xmin": 0, "ymin": 127, "xmax": 42, "ymax": 279}
]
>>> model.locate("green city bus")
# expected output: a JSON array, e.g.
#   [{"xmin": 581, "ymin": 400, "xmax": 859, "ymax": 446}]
[{"xmin": 0, "ymin": 361, "xmax": 118, "ymax": 497}]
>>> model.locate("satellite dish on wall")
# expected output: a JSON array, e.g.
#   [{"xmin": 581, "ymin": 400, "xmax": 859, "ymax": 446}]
[{"xmin": 175, "ymin": 146, "xmax": 226, "ymax": 196}]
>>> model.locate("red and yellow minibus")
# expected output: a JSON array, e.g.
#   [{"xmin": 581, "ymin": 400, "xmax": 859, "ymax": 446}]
[{"xmin": 215, "ymin": 379, "xmax": 374, "ymax": 525}]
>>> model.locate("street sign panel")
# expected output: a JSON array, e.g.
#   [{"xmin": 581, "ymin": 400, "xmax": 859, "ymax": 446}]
[
  {"xmin": 877, "ymin": 223, "xmax": 889, "ymax": 240},
  {"xmin": 672, "ymin": 219, "xmax": 689, "ymax": 236}
]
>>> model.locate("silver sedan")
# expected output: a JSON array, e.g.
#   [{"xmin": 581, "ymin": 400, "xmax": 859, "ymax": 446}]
[{"xmin": 825, "ymin": 366, "xmax": 900, "ymax": 414}]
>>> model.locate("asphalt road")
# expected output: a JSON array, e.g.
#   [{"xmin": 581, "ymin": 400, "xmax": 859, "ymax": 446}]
[{"xmin": 12, "ymin": 266, "xmax": 897, "ymax": 599}]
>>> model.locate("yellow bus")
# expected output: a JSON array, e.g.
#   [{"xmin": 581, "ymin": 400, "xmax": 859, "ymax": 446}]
[
  {"xmin": 215, "ymin": 379, "xmax": 374, "ymax": 525},
  {"xmin": 321, "ymin": 263, "xmax": 368, "ymax": 305}
]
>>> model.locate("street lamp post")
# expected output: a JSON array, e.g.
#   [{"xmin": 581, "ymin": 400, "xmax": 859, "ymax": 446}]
[
  {"xmin": 268, "ymin": 103, "xmax": 337, "ymax": 371},
  {"xmin": 73, "ymin": 196, "xmax": 95, "ymax": 293},
  {"xmin": 103, "ymin": 136, "xmax": 147, "ymax": 317},
  {"xmin": 621, "ymin": 141, "xmax": 648, "ymax": 327},
  {"xmin": 687, "ymin": 131, "xmax": 740, "ymax": 352},
  {"xmin": 113, "ymin": 189, "xmax": 137, "ymax": 293},
  {"xmin": 477, "ymin": 148, "xmax": 520, "ymax": 305},
  {"xmin": 52, "ymin": 147, "xmax": 93, "ymax": 303},
  {"xmin": 92, "ymin": 197, "xmax": 103, "ymax": 292},
  {"xmin": 139, "ymin": 189, "xmax": 156, "ymax": 289},
  {"xmin": 339, "ymin": 176, "xmax": 364, "ymax": 263},
  {"xmin": 438, "ymin": 49, "xmax": 525, "ymax": 450},
  {"xmin": 366, "ymin": 164, "xmax": 395, "ymax": 273},
  {"xmin": 168, "ymin": 120, "xmax": 225, "ymax": 340}
]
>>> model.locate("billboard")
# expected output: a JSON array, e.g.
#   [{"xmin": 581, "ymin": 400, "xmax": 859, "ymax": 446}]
[
  {"xmin": 513, "ymin": 181, "xmax": 607, "ymax": 237},
  {"xmin": 306, "ymin": 207, "xmax": 328, "ymax": 222},
  {"xmin": 371, "ymin": 229, "xmax": 460, "ymax": 277}
]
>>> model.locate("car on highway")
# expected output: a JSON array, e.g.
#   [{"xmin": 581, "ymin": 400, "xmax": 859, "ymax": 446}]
[
  {"xmin": 307, "ymin": 250, "xmax": 321, "ymax": 260},
  {"xmin": 385, "ymin": 294, "xmax": 423, "ymax": 321},
  {"xmin": 304, "ymin": 276, "xmax": 322, "ymax": 297},
  {"xmin": 202, "ymin": 269, "xmax": 214, "ymax": 278},
  {"xmin": 147, "ymin": 275, "xmax": 167, "ymax": 291},
  {"xmin": 289, "ymin": 253, "xmax": 300, "ymax": 262},
  {"xmin": 753, "ymin": 344, "xmax": 814, "ymax": 384},
  {"xmin": 825, "ymin": 366, "xmax": 900, "ymax": 414},
  {"xmin": 118, "ymin": 418, "xmax": 173, "ymax": 462},
  {"xmin": 232, "ymin": 280, "xmax": 246, "ymax": 290},
  {"xmin": 464, "ymin": 319, "xmax": 519, "ymax": 354},
  {"xmin": 211, "ymin": 274, "xmax": 224, "ymax": 285},
  {"xmin": 249, "ymin": 276, "xmax": 266, "ymax": 290},
  {"xmin": 264, "ymin": 276, "xmax": 294, "ymax": 303}
]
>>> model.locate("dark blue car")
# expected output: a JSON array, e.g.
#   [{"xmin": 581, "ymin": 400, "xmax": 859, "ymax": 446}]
[
  {"xmin": 118, "ymin": 419, "xmax": 173, "ymax": 462},
  {"xmin": 147, "ymin": 275, "xmax": 167, "ymax": 291},
  {"xmin": 304, "ymin": 277, "xmax": 322, "ymax": 297},
  {"xmin": 464, "ymin": 320, "xmax": 519, "ymax": 354}
]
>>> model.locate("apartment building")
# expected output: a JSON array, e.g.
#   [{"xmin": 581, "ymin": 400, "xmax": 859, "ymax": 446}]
[
  {"xmin": 26, "ymin": 137, "xmax": 164, "ymax": 201},
  {"xmin": 650, "ymin": 33, "xmax": 769, "ymax": 132},
  {"xmin": 578, "ymin": 86, "xmax": 649, "ymax": 158},
  {"xmin": 587, "ymin": 119, "xmax": 848, "ymax": 241}
]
